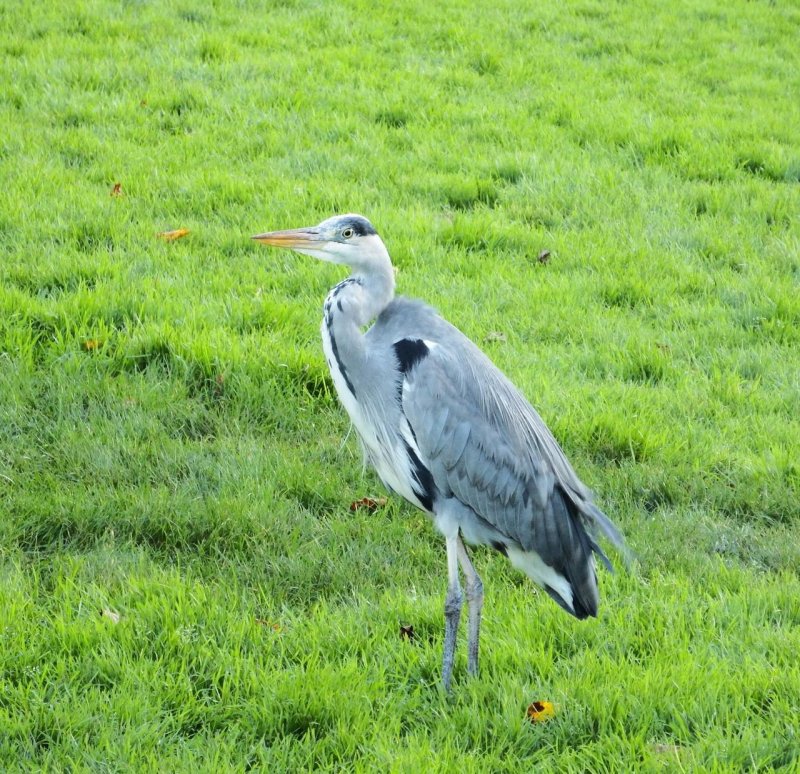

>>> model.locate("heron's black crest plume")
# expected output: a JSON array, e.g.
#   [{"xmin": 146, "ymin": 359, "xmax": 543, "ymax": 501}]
[{"xmin": 336, "ymin": 214, "xmax": 377, "ymax": 236}]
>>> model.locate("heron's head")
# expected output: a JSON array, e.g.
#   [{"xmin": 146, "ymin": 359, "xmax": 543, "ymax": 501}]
[{"xmin": 252, "ymin": 214, "xmax": 388, "ymax": 269}]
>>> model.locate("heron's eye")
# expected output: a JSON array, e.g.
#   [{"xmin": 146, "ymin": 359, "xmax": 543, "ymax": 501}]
[{"xmin": 341, "ymin": 227, "xmax": 355, "ymax": 239}]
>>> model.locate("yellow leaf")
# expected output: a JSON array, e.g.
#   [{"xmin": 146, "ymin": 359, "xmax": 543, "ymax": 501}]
[
  {"xmin": 526, "ymin": 700, "xmax": 555, "ymax": 723},
  {"xmin": 157, "ymin": 228, "xmax": 190, "ymax": 241}
]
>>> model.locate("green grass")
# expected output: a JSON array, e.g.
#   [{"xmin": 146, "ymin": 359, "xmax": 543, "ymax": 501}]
[{"xmin": 1, "ymin": 0, "xmax": 800, "ymax": 769}]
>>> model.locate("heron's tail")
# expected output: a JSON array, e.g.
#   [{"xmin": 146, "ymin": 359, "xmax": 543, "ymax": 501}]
[
  {"xmin": 549, "ymin": 494, "xmax": 603, "ymax": 619},
  {"xmin": 510, "ymin": 490, "xmax": 627, "ymax": 620},
  {"xmin": 510, "ymin": 489, "xmax": 605, "ymax": 620}
]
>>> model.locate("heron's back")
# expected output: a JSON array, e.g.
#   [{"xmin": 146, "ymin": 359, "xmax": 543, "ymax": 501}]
[{"xmin": 366, "ymin": 296, "xmax": 625, "ymax": 617}]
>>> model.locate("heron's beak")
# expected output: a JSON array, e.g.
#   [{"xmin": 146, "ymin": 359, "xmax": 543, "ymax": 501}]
[{"xmin": 251, "ymin": 227, "xmax": 323, "ymax": 249}]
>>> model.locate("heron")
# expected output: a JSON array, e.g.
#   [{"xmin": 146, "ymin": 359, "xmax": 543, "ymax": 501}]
[{"xmin": 253, "ymin": 214, "xmax": 625, "ymax": 691}]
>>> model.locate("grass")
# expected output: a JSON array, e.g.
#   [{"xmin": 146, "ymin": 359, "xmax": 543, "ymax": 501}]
[{"xmin": 1, "ymin": 0, "xmax": 799, "ymax": 769}]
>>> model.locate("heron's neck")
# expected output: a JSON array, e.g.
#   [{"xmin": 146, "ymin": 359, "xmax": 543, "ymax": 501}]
[
  {"xmin": 327, "ymin": 246, "xmax": 396, "ymax": 329},
  {"xmin": 321, "ymin": 251, "xmax": 395, "ymax": 399}
]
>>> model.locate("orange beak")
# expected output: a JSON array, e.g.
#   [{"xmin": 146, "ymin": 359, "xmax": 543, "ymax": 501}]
[{"xmin": 251, "ymin": 227, "xmax": 323, "ymax": 248}]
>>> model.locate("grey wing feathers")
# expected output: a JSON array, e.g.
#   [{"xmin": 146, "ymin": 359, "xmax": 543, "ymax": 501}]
[{"xmin": 388, "ymin": 302, "xmax": 626, "ymax": 575}]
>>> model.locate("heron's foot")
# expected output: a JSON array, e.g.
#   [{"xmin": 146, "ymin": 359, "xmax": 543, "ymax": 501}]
[{"xmin": 441, "ymin": 584, "xmax": 463, "ymax": 692}]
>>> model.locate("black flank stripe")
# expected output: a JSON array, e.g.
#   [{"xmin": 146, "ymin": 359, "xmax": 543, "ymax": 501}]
[{"xmin": 404, "ymin": 440, "xmax": 435, "ymax": 512}]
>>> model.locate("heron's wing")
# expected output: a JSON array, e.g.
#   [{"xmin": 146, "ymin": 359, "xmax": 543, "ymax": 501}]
[{"xmin": 397, "ymin": 329, "xmax": 624, "ymax": 565}]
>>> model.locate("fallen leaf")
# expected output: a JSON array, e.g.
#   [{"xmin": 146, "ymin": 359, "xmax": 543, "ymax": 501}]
[
  {"xmin": 157, "ymin": 228, "xmax": 190, "ymax": 241},
  {"xmin": 399, "ymin": 624, "xmax": 416, "ymax": 642},
  {"xmin": 349, "ymin": 497, "xmax": 387, "ymax": 512},
  {"xmin": 255, "ymin": 618, "xmax": 282, "ymax": 632},
  {"xmin": 652, "ymin": 743, "xmax": 684, "ymax": 756},
  {"xmin": 484, "ymin": 331, "xmax": 507, "ymax": 343},
  {"xmin": 110, "ymin": 182, "xmax": 123, "ymax": 197},
  {"xmin": 101, "ymin": 608, "xmax": 121, "ymax": 624},
  {"xmin": 537, "ymin": 249, "xmax": 551, "ymax": 264},
  {"xmin": 82, "ymin": 338, "xmax": 103, "ymax": 352},
  {"xmin": 526, "ymin": 700, "xmax": 555, "ymax": 723},
  {"xmin": 213, "ymin": 373, "xmax": 225, "ymax": 397}
]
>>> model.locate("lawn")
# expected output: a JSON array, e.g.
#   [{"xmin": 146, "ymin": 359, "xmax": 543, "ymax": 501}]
[{"xmin": 1, "ymin": 0, "xmax": 799, "ymax": 769}]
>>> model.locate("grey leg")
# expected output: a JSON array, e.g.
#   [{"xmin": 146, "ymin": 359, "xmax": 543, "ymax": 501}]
[
  {"xmin": 457, "ymin": 536, "xmax": 483, "ymax": 677},
  {"xmin": 442, "ymin": 533, "xmax": 463, "ymax": 692}
]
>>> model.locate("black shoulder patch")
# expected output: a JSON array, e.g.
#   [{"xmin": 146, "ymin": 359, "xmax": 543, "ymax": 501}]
[{"xmin": 393, "ymin": 338, "xmax": 429, "ymax": 374}]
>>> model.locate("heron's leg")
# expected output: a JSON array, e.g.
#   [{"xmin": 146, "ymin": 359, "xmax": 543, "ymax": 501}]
[
  {"xmin": 456, "ymin": 535, "xmax": 483, "ymax": 677},
  {"xmin": 442, "ymin": 533, "xmax": 463, "ymax": 692}
]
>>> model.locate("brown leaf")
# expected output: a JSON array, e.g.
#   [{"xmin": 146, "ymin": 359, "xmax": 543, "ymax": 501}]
[
  {"xmin": 537, "ymin": 249, "xmax": 551, "ymax": 264},
  {"xmin": 652, "ymin": 743, "xmax": 683, "ymax": 756},
  {"xmin": 484, "ymin": 331, "xmax": 507, "ymax": 343},
  {"xmin": 213, "ymin": 373, "xmax": 225, "ymax": 396},
  {"xmin": 82, "ymin": 338, "xmax": 103, "ymax": 352},
  {"xmin": 399, "ymin": 624, "xmax": 416, "ymax": 642},
  {"xmin": 349, "ymin": 497, "xmax": 387, "ymax": 512},
  {"xmin": 101, "ymin": 608, "xmax": 121, "ymax": 624},
  {"xmin": 110, "ymin": 182, "xmax": 123, "ymax": 197},
  {"xmin": 157, "ymin": 228, "xmax": 190, "ymax": 241},
  {"xmin": 255, "ymin": 618, "xmax": 282, "ymax": 632},
  {"xmin": 526, "ymin": 700, "xmax": 555, "ymax": 723}
]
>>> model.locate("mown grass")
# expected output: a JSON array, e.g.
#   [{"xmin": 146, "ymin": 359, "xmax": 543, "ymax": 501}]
[{"xmin": 1, "ymin": 0, "xmax": 799, "ymax": 769}]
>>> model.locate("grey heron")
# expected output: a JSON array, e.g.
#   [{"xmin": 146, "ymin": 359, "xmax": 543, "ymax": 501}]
[{"xmin": 253, "ymin": 214, "xmax": 625, "ymax": 691}]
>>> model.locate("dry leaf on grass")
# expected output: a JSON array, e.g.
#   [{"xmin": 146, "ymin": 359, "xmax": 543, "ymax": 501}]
[
  {"xmin": 82, "ymin": 339, "xmax": 103, "ymax": 352},
  {"xmin": 110, "ymin": 182, "xmax": 123, "ymax": 197},
  {"xmin": 652, "ymin": 743, "xmax": 683, "ymax": 756},
  {"xmin": 157, "ymin": 228, "xmax": 190, "ymax": 241},
  {"xmin": 101, "ymin": 609, "xmax": 121, "ymax": 624},
  {"xmin": 484, "ymin": 331, "xmax": 507, "ymax": 343},
  {"xmin": 399, "ymin": 624, "xmax": 416, "ymax": 642},
  {"xmin": 255, "ymin": 618, "xmax": 282, "ymax": 632},
  {"xmin": 349, "ymin": 497, "xmax": 387, "ymax": 512},
  {"xmin": 526, "ymin": 700, "xmax": 555, "ymax": 723}
]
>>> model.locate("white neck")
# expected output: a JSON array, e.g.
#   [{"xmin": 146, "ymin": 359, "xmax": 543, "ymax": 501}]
[
  {"xmin": 341, "ymin": 234, "xmax": 396, "ymax": 327},
  {"xmin": 319, "ymin": 237, "xmax": 395, "ymax": 403}
]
